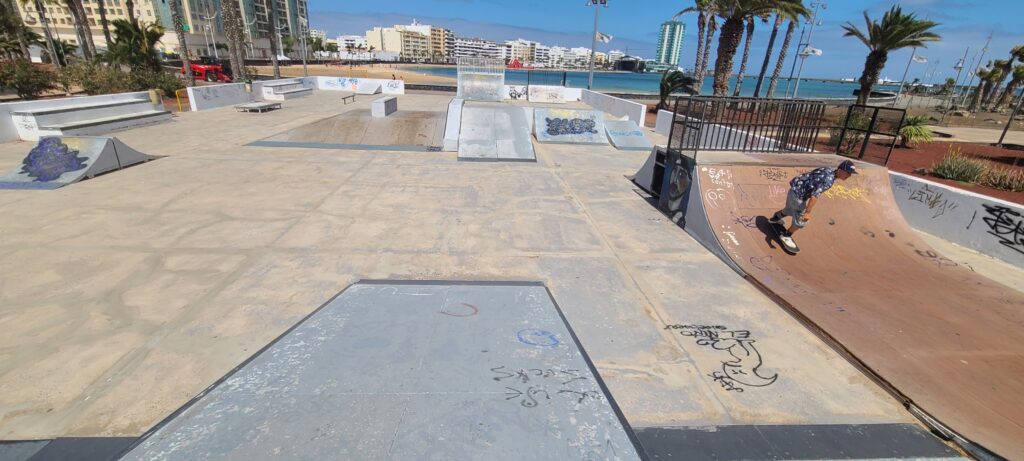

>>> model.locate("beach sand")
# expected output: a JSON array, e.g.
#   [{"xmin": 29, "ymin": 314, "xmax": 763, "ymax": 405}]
[{"xmin": 250, "ymin": 63, "xmax": 456, "ymax": 85}]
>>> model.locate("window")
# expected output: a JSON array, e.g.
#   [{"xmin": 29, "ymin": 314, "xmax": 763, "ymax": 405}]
[{"xmin": 89, "ymin": 18, "xmax": 96, "ymax": 25}]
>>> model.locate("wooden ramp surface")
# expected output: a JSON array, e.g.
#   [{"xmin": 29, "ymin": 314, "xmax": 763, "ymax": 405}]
[{"xmin": 690, "ymin": 156, "xmax": 1024, "ymax": 459}]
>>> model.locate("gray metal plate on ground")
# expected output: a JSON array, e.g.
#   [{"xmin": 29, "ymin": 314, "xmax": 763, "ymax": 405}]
[
  {"xmin": 534, "ymin": 108, "xmax": 608, "ymax": 145},
  {"xmin": 605, "ymin": 120, "xmax": 652, "ymax": 151},
  {"xmin": 457, "ymin": 103, "xmax": 536, "ymax": 162},
  {"xmin": 120, "ymin": 281, "xmax": 641, "ymax": 460}
]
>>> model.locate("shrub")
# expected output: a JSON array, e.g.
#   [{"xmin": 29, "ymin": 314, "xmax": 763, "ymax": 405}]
[
  {"xmin": 0, "ymin": 60, "xmax": 57, "ymax": 100},
  {"xmin": 981, "ymin": 166, "xmax": 1024, "ymax": 192},
  {"xmin": 931, "ymin": 146, "xmax": 988, "ymax": 183},
  {"xmin": 899, "ymin": 115, "xmax": 933, "ymax": 148},
  {"xmin": 827, "ymin": 111, "xmax": 871, "ymax": 155},
  {"xmin": 60, "ymin": 62, "xmax": 182, "ymax": 95}
]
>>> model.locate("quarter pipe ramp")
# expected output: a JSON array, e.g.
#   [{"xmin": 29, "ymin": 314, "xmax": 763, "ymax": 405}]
[{"xmin": 644, "ymin": 150, "xmax": 1024, "ymax": 459}]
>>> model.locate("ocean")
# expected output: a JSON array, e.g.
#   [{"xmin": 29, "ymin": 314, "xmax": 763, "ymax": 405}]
[{"xmin": 407, "ymin": 66, "xmax": 902, "ymax": 100}]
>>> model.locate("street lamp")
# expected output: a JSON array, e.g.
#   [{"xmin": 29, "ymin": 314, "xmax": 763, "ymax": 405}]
[
  {"xmin": 199, "ymin": 0, "xmax": 219, "ymax": 59},
  {"xmin": 792, "ymin": 46, "xmax": 822, "ymax": 98},
  {"xmin": 785, "ymin": 0, "xmax": 825, "ymax": 98},
  {"xmin": 244, "ymin": 16, "xmax": 257, "ymax": 58},
  {"xmin": 299, "ymin": 17, "xmax": 308, "ymax": 77},
  {"xmin": 586, "ymin": 0, "xmax": 608, "ymax": 90}
]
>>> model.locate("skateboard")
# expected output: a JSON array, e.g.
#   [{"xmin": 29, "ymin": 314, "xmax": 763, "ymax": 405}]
[{"xmin": 769, "ymin": 222, "xmax": 800, "ymax": 254}]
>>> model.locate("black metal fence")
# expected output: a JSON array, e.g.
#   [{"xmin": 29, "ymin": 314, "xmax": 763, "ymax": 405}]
[
  {"xmin": 830, "ymin": 105, "xmax": 906, "ymax": 165},
  {"xmin": 667, "ymin": 96, "xmax": 827, "ymax": 156}
]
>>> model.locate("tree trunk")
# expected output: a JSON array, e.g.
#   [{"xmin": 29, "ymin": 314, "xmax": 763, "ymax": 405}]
[
  {"xmin": 125, "ymin": 0, "xmax": 137, "ymax": 26},
  {"xmin": 766, "ymin": 20, "xmax": 795, "ymax": 98},
  {"xmin": 712, "ymin": 15, "xmax": 744, "ymax": 96},
  {"xmin": 994, "ymin": 79, "xmax": 1022, "ymax": 111},
  {"xmin": 267, "ymin": 0, "xmax": 280, "ymax": 78},
  {"xmin": 753, "ymin": 14, "xmax": 782, "ymax": 98},
  {"xmin": 32, "ymin": 0, "xmax": 61, "ymax": 66},
  {"xmin": 169, "ymin": 0, "xmax": 194, "ymax": 86},
  {"xmin": 231, "ymin": 0, "xmax": 247, "ymax": 80},
  {"xmin": 64, "ymin": 0, "xmax": 93, "ymax": 59},
  {"xmin": 221, "ymin": 0, "xmax": 243, "ymax": 81},
  {"xmin": 693, "ymin": 10, "xmax": 705, "ymax": 75},
  {"xmin": 74, "ymin": 0, "xmax": 95, "ymax": 57},
  {"xmin": 97, "ymin": 0, "xmax": 112, "ymax": 50},
  {"xmin": 732, "ymin": 17, "xmax": 755, "ymax": 97},
  {"xmin": 856, "ymin": 50, "xmax": 887, "ymax": 105},
  {"xmin": 697, "ymin": 16, "xmax": 716, "ymax": 95},
  {"xmin": 968, "ymin": 80, "xmax": 986, "ymax": 112},
  {"xmin": 985, "ymin": 62, "xmax": 1013, "ymax": 109}
]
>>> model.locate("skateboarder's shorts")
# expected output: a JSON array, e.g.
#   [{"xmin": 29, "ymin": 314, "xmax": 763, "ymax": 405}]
[{"xmin": 779, "ymin": 189, "xmax": 809, "ymax": 228}]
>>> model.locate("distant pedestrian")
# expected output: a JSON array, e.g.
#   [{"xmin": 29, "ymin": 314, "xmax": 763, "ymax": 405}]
[
  {"xmin": 392, "ymin": 73, "xmax": 396, "ymax": 80},
  {"xmin": 770, "ymin": 160, "xmax": 858, "ymax": 247}
]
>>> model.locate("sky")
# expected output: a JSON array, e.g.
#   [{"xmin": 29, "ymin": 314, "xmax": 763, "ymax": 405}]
[{"xmin": 310, "ymin": 0, "xmax": 1024, "ymax": 81}]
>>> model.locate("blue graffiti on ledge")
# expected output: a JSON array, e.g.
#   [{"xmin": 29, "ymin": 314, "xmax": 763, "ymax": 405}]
[{"xmin": 545, "ymin": 117, "xmax": 597, "ymax": 136}]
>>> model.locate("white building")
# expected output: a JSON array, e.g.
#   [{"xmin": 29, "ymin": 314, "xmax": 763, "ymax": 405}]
[
  {"xmin": 336, "ymin": 35, "xmax": 368, "ymax": 50},
  {"xmin": 453, "ymin": 36, "xmax": 501, "ymax": 59},
  {"xmin": 547, "ymin": 46, "xmax": 567, "ymax": 68},
  {"xmin": 309, "ymin": 29, "xmax": 327, "ymax": 40},
  {"xmin": 533, "ymin": 44, "xmax": 550, "ymax": 67},
  {"xmin": 608, "ymin": 50, "xmax": 625, "ymax": 64}
]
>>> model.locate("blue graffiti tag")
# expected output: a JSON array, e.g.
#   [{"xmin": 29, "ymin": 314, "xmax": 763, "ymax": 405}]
[{"xmin": 516, "ymin": 329, "xmax": 560, "ymax": 347}]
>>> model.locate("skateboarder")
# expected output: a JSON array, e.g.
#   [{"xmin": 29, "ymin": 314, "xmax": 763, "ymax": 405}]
[{"xmin": 769, "ymin": 160, "xmax": 858, "ymax": 250}]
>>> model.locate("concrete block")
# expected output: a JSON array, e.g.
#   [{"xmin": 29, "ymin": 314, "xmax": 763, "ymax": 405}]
[{"xmin": 371, "ymin": 96, "xmax": 398, "ymax": 118}]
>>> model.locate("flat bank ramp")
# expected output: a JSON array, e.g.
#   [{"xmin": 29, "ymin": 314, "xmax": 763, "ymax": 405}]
[
  {"xmin": 457, "ymin": 102, "xmax": 536, "ymax": 162},
  {"xmin": 0, "ymin": 136, "xmax": 155, "ymax": 189},
  {"xmin": 119, "ymin": 281, "xmax": 640, "ymax": 460},
  {"xmin": 686, "ymin": 156, "xmax": 1024, "ymax": 459}
]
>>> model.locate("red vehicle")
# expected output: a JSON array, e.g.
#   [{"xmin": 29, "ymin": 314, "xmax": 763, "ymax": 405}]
[{"xmin": 182, "ymin": 57, "xmax": 233, "ymax": 82}]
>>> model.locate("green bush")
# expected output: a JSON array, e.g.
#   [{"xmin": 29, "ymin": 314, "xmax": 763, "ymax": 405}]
[
  {"xmin": 899, "ymin": 115, "xmax": 933, "ymax": 148},
  {"xmin": 827, "ymin": 111, "xmax": 871, "ymax": 155},
  {"xmin": 60, "ymin": 62, "xmax": 182, "ymax": 95},
  {"xmin": 931, "ymin": 146, "xmax": 988, "ymax": 183},
  {"xmin": 981, "ymin": 166, "xmax": 1024, "ymax": 193},
  {"xmin": 0, "ymin": 60, "xmax": 57, "ymax": 100}
]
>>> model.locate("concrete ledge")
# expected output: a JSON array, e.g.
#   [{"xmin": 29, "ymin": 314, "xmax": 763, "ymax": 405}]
[
  {"xmin": 890, "ymin": 171, "xmax": 1024, "ymax": 268},
  {"xmin": 371, "ymin": 96, "xmax": 398, "ymax": 118}
]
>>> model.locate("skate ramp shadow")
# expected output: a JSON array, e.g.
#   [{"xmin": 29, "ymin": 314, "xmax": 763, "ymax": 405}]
[{"xmin": 754, "ymin": 215, "xmax": 787, "ymax": 254}]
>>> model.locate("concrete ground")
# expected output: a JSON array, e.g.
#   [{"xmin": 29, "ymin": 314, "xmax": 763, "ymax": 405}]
[
  {"xmin": 1, "ymin": 93, "xmax": 1006, "ymax": 446},
  {"xmin": 927, "ymin": 124, "xmax": 1024, "ymax": 144}
]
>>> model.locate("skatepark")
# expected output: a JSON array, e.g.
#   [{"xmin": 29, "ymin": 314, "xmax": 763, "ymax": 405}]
[{"xmin": 0, "ymin": 60, "xmax": 1021, "ymax": 460}]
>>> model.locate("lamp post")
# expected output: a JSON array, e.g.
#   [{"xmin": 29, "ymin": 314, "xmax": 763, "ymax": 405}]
[
  {"xmin": 299, "ymin": 17, "xmax": 308, "ymax": 77},
  {"xmin": 586, "ymin": 0, "xmax": 607, "ymax": 90},
  {"xmin": 199, "ymin": 0, "xmax": 219, "ymax": 59},
  {"xmin": 785, "ymin": 0, "xmax": 825, "ymax": 98},
  {"xmin": 244, "ymin": 16, "xmax": 256, "ymax": 58},
  {"xmin": 960, "ymin": 33, "xmax": 991, "ymax": 108},
  {"xmin": 791, "ymin": 46, "xmax": 821, "ymax": 98}
]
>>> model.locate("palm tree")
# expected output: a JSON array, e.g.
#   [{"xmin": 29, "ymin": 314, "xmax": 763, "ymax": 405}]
[
  {"xmin": 265, "ymin": 0, "xmax": 280, "ymax": 78},
  {"xmin": 221, "ymin": 0, "xmax": 245, "ymax": 81},
  {"xmin": 22, "ymin": 0, "xmax": 61, "ymax": 66},
  {"xmin": 64, "ymin": 0, "xmax": 95, "ymax": 59},
  {"xmin": 968, "ymin": 66, "xmax": 998, "ymax": 112},
  {"xmin": 731, "ymin": 12, "xmax": 769, "ymax": 96},
  {"xmin": 93, "ymin": 0, "xmax": 112, "ymax": 50},
  {"xmin": 107, "ymin": 19, "xmax": 164, "ymax": 70},
  {"xmin": 842, "ymin": 6, "xmax": 940, "ymax": 105},
  {"xmin": 697, "ymin": 14, "xmax": 718, "ymax": 94},
  {"xmin": 711, "ymin": 0, "xmax": 767, "ymax": 96},
  {"xmin": 676, "ymin": 0, "xmax": 712, "ymax": 77},
  {"xmin": 124, "ymin": 0, "xmax": 137, "ymax": 25},
  {"xmin": 168, "ymin": 0, "xmax": 192, "ymax": 85},
  {"xmin": 984, "ymin": 45, "xmax": 1023, "ymax": 109},
  {"xmin": 657, "ymin": 70, "xmax": 697, "ymax": 110},
  {"xmin": 753, "ymin": 0, "xmax": 809, "ymax": 97},
  {"xmin": 994, "ymin": 64, "xmax": 1024, "ymax": 110}
]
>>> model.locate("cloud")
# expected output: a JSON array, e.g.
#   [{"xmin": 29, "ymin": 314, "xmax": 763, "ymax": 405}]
[{"xmin": 309, "ymin": 10, "xmax": 658, "ymax": 57}]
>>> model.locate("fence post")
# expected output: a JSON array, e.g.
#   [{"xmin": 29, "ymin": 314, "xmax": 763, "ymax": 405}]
[
  {"xmin": 886, "ymin": 109, "xmax": 907, "ymax": 166},
  {"xmin": 997, "ymin": 94, "xmax": 1023, "ymax": 147},
  {"xmin": 858, "ymin": 107, "xmax": 880, "ymax": 160},
  {"xmin": 836, "ymin": 105, "xmax": 853, "ymax": 156}
]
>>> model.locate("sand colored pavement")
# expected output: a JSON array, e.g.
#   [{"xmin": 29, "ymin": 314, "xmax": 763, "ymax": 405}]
[{"xmin": 0, "ymin": 93, "xmax": 975, "ymax": 442}]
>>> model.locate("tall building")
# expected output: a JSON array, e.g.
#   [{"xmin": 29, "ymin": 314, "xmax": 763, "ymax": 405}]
[
  {"xmin": 452, "ymin": 36, "xmax": 500, "ymax": 59},
  {"xmin": 14, "ymin": 0, "xmax": 309, "ymax": 59},
  {"xmin": 655, "ymin": 20, "xmax": 684, "ymax": 66},
  {"xmin": 366, "ymin": 20, "xmax": 451, "ymax": 61}
]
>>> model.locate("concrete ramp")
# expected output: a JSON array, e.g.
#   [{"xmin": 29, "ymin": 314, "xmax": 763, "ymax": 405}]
[
  {"xmin": 0, "ymin": 136, "xmax": 155, "ymax": 190},
  {"xmin": 652, "ymin": 151, "xmax": 1024, "ymax": 460},
  {"xmin": 119, "ymin": 281, "xmax": 641, "ymax": 460},
  {"xmin": 457, "ymin": 103, "xmax": 536, "ymax": 162},
  {"xmin": 605, "ymin": 119, "xmax": 652, "ymax": 151},
  {"xmin": 534, "ymin": 108, "xmax": 607, "ymax": 145}
]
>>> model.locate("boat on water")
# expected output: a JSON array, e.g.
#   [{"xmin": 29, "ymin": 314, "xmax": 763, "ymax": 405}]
[
  {"xmin": 877, "ymin": 77, "xmax": 900, "ymax": 85},
  {"xmin": 841, "ymin": 77, "xmax": 855, "ymax": 82}
]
